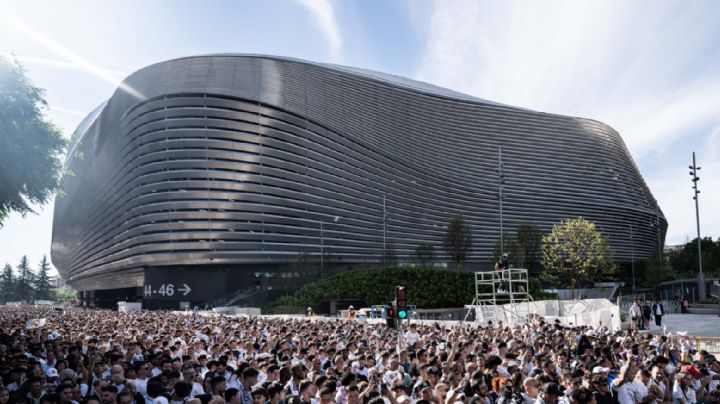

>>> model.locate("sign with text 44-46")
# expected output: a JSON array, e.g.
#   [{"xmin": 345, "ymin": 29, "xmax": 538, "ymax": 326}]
[
  {"xmin": 143, "ymin": 268, "xmax": 227, "ymax": 301},
  {"xmin": 143, "ymin": 283, "xmax": 192, "ymax": 298}
]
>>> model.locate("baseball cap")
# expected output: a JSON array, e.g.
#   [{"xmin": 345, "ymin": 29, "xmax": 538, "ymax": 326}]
[
  {"xmin": 682, "ymin": 365, "xmax": 702, "ymax": 378},
  {"xmin": 416, "ymin": 381, "xmax": 432, "ymax": 393}
]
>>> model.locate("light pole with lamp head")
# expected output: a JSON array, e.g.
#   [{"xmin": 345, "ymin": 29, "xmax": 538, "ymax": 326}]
[
  {"xmin": 689, "ymin": 152, "xmax": 705, "ymax": 300},
  {"xmin": 630, "ymin": 223, "xmax": 635, "ymax": 292},
  {"xmin": 497, "ymin": 146, "xmax": 505, "ymax": 255}
]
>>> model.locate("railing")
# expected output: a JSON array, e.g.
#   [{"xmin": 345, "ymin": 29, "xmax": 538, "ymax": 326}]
[
  {"xmin": 617, "ymin": 297, "xmax": 679, "ymax": 316},
  {"xmin": 691, "ymin": 336, "xmax": 720, "ymax": 355}
]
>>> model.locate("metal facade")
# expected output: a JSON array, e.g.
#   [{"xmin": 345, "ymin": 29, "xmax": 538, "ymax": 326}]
[{"xmin": 51, "ymin": 55, "xmax": 666, "ymax": 291}]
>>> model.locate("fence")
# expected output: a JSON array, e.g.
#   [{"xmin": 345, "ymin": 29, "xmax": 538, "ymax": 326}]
[
  {"xmin": 691, "ymin": 336, "xmax": 720, "ymax": 355},
  {"xmin": 617, "ymin": 296, "xmax": 679, "ymax": 318},
  {"xmin": 659, "ymin": 277, "xmax": 720, "ymax": 303}
]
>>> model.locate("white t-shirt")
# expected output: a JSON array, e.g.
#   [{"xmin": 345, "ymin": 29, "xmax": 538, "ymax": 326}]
[
  {"xmin": 672, "ymin": 382, "xmax": 696, "ymax": 404},
  {"xmin": 191, "ymin": 382, "xmax": 205, "ymax": 397},
  {"xmin": 148, "ymin": 396, "xmax": 169, "ymax": 404},
  {"xmin": 133, "ymin": 378, "xmax": 149, "ymax": 396},
  {"xmin": 708, "ymin": 370, "xmax": 718, "ymax": 393},
  {"xmin": 613, "ymin": 380, "xmax": 647, "ymax": 404},
  {"xmin": 649, "ymin": 380, "xmax": 665, "ymax": 404},
  {"xmin": 405, "ymin": 330, "xmax": 420, "ymax": 346}
]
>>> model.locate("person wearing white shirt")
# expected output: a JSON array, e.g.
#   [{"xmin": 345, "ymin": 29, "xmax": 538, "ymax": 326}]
[
  {"xmin": 612, "ymin": 364, "xmax": 650, "ymax": 404},
  {"xmin": 672, "ymin": 372, "xmax": 696, "ymax": 404},
  {"xmin": 404, "ymin": 325, "xmax": 421, "ymax": 349},
  {"xmin": 181, "ymin": 367, "xmax": 204, "ymax": 397},
  {"xmin": 132, "ymin": 362, "xmax": 154, "ymax": 397}
]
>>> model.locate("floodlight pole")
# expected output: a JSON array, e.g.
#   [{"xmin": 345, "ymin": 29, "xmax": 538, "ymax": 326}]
[{"xmin": 689, "ymin": 152, "xmax": 705, "ymax": 300}]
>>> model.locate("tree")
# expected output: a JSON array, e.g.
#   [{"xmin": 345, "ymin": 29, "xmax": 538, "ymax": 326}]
[
  {"xmin": 414, "ymin": 243, "xmax": 436, "ymax": 268},
  {"xmin": 443, "ymin": 214, "xmax": 473, "ymax": 271},
  {"xmin": 15, "ymin": 255, "xmax": 35, "ymax": 301},
  {"xmin": 516, "ymin": 221, "xmax": 543, "ymax": 274},
  {"xmin": 1, "ymin": 263, "xmax": 15, "ymax": 296},
  {"xmin": 668, "ymin": 237, "xmax": 719, "ymax": 276},
  {"xmin": 381, "ymin": 242, "xmax": 398, "ymax": 267},
  {"xmin": 0, "ymin": 57, "xmax": 67, "ymax": 227},
  {"xmin": 34, "ymin": 255, "xmax": 55, "ymax": 301},
  {"xmin": 55, "ymin": 288, "xmax": 77, "ymax": 305},
  {"xmin": 267, "ymin": 266, "xmax": 558, "ymax": 314},
  {"xmin": 541, "ymin": 217, "xmax": 613, "ymax": 296},
  {"xmin": 492, "ymin": 232, "xmax": 519, "ymax": 268}
]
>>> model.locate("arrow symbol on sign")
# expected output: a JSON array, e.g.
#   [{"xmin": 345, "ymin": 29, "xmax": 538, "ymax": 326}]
[{"xmin": 179, "ymin": 284, "xmax": 192, "ymax": 296}]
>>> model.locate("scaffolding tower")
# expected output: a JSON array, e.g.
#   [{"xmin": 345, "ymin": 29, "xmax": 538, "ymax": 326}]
[{"xmin": 464, "ymin": 268, "xmax": 536, "ymax": 325}]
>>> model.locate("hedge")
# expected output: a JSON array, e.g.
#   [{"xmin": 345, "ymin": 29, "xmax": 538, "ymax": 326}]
[{"xmin": 266, "ymin": 267, "xmax": 556, "ymax": 313}]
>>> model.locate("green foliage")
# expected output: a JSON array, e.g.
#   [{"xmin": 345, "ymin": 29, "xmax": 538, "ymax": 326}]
[
  {"xmin": 55, "ymin": 288, "xmax": 77, "ymax": 304},
  {"xmin": 528, "ymin": 277, "xmax": 559, "ymax": 300},
  {"xmin": 492, "ymin": 232, "xmax": 519, "ymax": 268},
  {"xmin": 541, "ymin": 217, "xmax": 614, "ymax": 291},
  {"xmin": 33, "ymin": 255, "xmax": 55, "ymax": 301},
  {"xmin": 414, "ymin": 243, "xmax": 436, "ymax": 268},
  {"xmin": 668, "ymin": 237, "xmax": 720, "ymax": 276},
  {"xmin": 516, "ymin": 221, "xmax": 543, "ymax": 274},
  {"xmin": 267, "ymin": 267, "xmax": 477, "ymax": 313},
  {"xmin": 15, "ymin": 255, "xmax": 35, "ymax": 302},
  {"xmin": 1, "ymin": 263, "xmax": 15, "ymax": 295},
  {"xmin": 443, "ymin": 214, "xmax": 472, "ymax": 270},
  {"xmin": 0, "ymin": 57, "xmax": 67, "ymax": 227},
  {"xmin": 267, "ymin": 266, "xmax": 558, "ymax": 313}
]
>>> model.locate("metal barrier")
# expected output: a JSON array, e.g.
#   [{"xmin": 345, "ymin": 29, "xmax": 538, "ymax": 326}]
[
  {"xmin": 618, "ymin": 298, "xmax": 679, "ymax": 317},
  {"xmin": 691, "ymin": 336, "xmax": 720, "ymax": 355}
]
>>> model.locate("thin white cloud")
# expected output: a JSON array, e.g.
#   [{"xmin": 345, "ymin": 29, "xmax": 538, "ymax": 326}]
[
  {"xmin": 51, "ymin": 106, "xmax": 87, "ymax": 118},
  {"xmin": 0, "ymin": 14, "xmax": 143, "ymax": 100},
  {"xmin": 416, "ymin": 0, "xmax": 720, "ymax": 245},
  {"xmin": 1, "ymin": 53, "xmax": 129, "ymax": 78},
  {"xmin": 646, "ymin": 135, "xmax": 720, "ymax": 245},
  {"xmin": 294, "ymin": 0, "xmax": 342, "ymax": 61}
]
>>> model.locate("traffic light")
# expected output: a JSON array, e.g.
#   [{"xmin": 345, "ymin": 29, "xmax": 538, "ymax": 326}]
[
  {"xmin": 385, "ymin": 304, "xmax": 396, "ymax": 328},
  {"xmin": 395, "ymin": 286, "xmax": 407, "ymax": 319}
]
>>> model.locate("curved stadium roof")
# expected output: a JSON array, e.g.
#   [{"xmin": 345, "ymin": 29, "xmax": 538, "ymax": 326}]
[{"xmin": 52, "ymin": 54, "xmax": 666, "ymax": 291}]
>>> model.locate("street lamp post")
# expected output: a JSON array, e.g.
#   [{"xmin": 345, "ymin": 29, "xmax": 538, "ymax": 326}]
[
  {"xmin": 630, "ymin": 224, "xmax": 635, "ymax": 292},
  {"xmin": 656, "ymin": 205, "xmax": 662, "ymax": 289},
  {"xmin": 689, "ymin": 151, "xmax": 705, "ymax": 300},
  {"xmin": 498, "ymin": 146, "xmax": 506, "ymax": 255}
]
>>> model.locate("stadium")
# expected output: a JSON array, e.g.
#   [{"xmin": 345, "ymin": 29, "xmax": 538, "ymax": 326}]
[{"xmin": 51, "ymin": 55, "xmax": 666, "ymax": 308}]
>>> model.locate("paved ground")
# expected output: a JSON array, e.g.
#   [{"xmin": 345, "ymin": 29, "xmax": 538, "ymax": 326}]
[{"xmin": 644, "ymin": 314, "xmax": 720, "ymax": 336}]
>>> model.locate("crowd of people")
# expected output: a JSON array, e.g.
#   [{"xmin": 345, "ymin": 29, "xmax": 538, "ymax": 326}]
[{"xmin": 1, "ymin": 306, "xmax": 719, "ymax": 404}]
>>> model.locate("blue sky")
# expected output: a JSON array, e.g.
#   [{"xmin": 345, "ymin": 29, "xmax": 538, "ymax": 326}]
[{"xmin": 1, "ymin": 0, "xmax": 719, "ymax": 274}]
